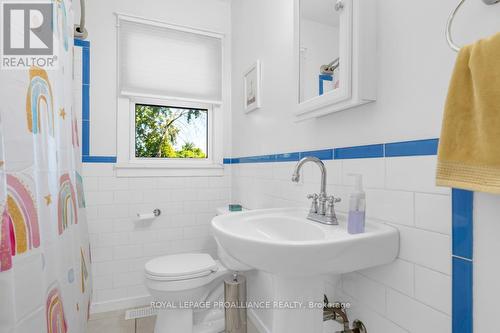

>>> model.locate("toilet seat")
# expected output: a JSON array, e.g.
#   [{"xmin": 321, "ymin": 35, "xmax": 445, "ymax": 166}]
[
  {"xmin": 145, "ymin": 253, "xmax": 219, "ymax": 281},
  {"xmin": 145, "ymin": 257, "xmax": 228, "ymax": 293}
]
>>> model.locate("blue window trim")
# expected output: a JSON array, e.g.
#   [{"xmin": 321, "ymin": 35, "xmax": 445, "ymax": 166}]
[
  {"xmin": 225, "ymin": 138, "xmax": 473, "ymax": 332},
  {"xmin": 75, "ymin": 39, "xmax": 117, "ymax": 163}
]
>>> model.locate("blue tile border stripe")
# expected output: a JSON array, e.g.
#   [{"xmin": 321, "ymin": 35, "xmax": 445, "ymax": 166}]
[
  {"xmin": 299, "ymin": 149, "xmax": 333, "ymax": 160},
  {"xmin": 82, "ymin": 46, "xmax": 90, "ymax": 85},
  {"xmin": 74, "ymin": 38, "xmax": 90, "ymax": 47},
  {"xmin": 334, "ymin": 144, "xmax": 383, "ymax": 160},
  {"xmin": 82, "ymin": 85, "xmax": 90, "ymax": 121},
  {"xmin": 452, "ymin": 189, "xmax": 474, "ymax": 260},
  {"xmin": 385, "ymin": 138, "xmax": 439, "ymax": 157},
  {"xmin": 81, "ymin": 120, "xmax": 90, "ymax": 156},
  {"xmin": 225, "ymin": 139, "xmax": 438, "ymax": 163},
  {"xmin": 452, "ymin": 189, "xmax": 474, "ymax": 333},
  {"xmin": 75, "ymin": 39, "xmax": 118, "ymax": 164},
  {"xmin": 276, "ymin": 152, "xmax": 300, "ymax": 162},
  {"xmin": 453, "ymin": 257, "xmax": 473, "ymax": 333},
  {"xmin": 82, "ymin": 156, "xmax": 118, "ymax": 163},
  {"xmin": 239, "ymin": 155, "xmax": 276, "ymax": 164}
]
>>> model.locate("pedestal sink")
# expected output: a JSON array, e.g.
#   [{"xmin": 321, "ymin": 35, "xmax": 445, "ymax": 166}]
[{"xmin": 211, "ymin": 208, "xmax": 399, "ymax": 333}]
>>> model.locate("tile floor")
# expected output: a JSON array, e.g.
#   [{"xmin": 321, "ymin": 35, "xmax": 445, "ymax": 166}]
[
  {"xmin": 87, "ymin": 309, "xmax": 154, "ymax": 333},
  {"xmin": 86, "ymin": 309, "xmax": 259, "ymax": 333}
]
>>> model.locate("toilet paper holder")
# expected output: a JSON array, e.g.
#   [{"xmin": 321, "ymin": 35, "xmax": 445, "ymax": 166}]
[{"xmin": 137, "ymin": 209, "xmax": 161, "ymax": 220}]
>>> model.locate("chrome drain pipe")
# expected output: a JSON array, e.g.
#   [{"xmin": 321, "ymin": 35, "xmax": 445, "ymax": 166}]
[{"xmin": 323, "ymin": 295, "xmax": 367, "ymax": 333}]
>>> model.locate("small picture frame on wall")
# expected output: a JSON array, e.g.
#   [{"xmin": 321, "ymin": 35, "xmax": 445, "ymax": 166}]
[{"xmin": 243, "ymin": 60, "xmax": 261, "ymax": 113}]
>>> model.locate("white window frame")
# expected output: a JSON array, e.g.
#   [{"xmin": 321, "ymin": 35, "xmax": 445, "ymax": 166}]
[{"xmin": 114, "ymin": 14, "xmax": 226, "ymax": 177}]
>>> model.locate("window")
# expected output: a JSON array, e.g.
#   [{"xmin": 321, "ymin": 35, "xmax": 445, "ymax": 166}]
[
  {"xmin": 115, "ymin": 14, "xmax": 225, "ymax": 177},
  {"xmin": 134, "ymin": 103, "xmax": 209, "ymax": 160}
]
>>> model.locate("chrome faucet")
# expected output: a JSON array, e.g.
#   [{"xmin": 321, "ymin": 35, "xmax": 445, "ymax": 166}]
[{"xmin": 292, "ymin": 156, "xmax": 341, "ymax": 225}]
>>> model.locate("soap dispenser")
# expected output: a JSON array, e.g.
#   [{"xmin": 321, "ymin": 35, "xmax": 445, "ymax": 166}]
[{"xmin": 347, "ymin": 174, "xmax": 366, "ymax": 234}]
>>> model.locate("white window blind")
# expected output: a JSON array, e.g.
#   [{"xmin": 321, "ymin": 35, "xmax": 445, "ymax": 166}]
[{"xmin": 118, "ymin": 18, "xmax": 222, "ymax": 103}]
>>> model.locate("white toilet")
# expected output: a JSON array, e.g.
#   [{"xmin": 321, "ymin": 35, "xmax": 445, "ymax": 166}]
[
  {"xmin": 145, "ymin": 207, "xmax": 247, "ymax": 333},
  {"xmin": 145, "ymin": 253, "xmax": 229, "ymax": 333}
]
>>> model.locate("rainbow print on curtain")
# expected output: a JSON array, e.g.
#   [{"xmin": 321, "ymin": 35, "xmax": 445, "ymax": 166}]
[
  {"xmin": 75, "ymin": 172, "xmax": 86, "ymax": 208},
  {"xmin": 58, "ymin": 173, "xmax": 78, "ymax": 235},
  {"xmin": 46, "ymin": 287, "xmax": 68, "ymax": 333},
  {"xmin": 55, "ymin": 0, "xmax": 69, "ymax": 51},
  {"xmin": 72, "ymin": 109, "xmax": 80, "ymax": 148},
  {"xmin": 4, "ymin": 174, "xmax": 40, "ymax": 255},
  {"xmin": 26, "ymin": 67, "xmax": 55, "ymax": 137},
  {"xmin": 0, "ymin": 1, "xmax": 92, "ymax": 331},
  {"xmin": 0, "ymin": 207, "xmax": 12, "ymax": 272},
  {"xmin": 81, "ymin": 247, "xmax": 89, "ymax": 293}
]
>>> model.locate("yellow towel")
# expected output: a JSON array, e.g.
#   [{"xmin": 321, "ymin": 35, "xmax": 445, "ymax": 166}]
[{"xmin": 437, "ymin": 32, "xmax": 500, "ymax": 193}]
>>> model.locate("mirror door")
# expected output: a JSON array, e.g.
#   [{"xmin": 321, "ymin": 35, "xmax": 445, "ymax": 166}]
[{"xmin": 296, "ymin": 0, "xmax": 353, "ymax": 115}]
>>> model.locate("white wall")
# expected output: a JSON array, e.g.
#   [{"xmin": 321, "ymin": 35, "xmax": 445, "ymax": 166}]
[
  {"xmin": 474, "ymin": 193, "xmax": 500, "ymax": 333},
  {"xmin": 82, "ymin": 0, "xmax": 232, "ymax": 312},
  {"xmin": 230, "ymin": 0, "xmax": 500, "ymax": 156},
  {"xmin": 83, "ymin": 164, "xmax": 231, "ymax": 312},
  {"xmin": 230, "ymin": 0, "xmax": 500, "ymax": 332},
  {"xmin": 85, "ymin": 0, "xmax": 232, "ymax": 156}
]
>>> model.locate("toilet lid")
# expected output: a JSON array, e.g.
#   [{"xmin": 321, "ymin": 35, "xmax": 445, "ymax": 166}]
[{"xmin": 145, "ymin": 253, "xmax": 218, "ymax": 279}]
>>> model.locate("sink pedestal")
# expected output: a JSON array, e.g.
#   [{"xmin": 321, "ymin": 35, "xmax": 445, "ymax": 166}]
[{"xmin": 270, "ymin": 276, "xmax": 324, "ymax": 333}]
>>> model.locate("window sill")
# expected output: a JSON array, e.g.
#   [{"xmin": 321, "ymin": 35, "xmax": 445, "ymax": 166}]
[{"xmin": 114, "ymin": 162, "xmax": 225, "ymax": 177}]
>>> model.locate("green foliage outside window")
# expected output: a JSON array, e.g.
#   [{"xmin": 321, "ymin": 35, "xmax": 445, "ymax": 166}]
[{"xmin": 135, "ymin": 104, "xmax": 208, "ymax": 158}]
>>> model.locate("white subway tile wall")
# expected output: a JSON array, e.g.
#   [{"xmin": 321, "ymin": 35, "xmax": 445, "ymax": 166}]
[
  {"xmin": 230, "ymin": 155, "xmax": 452, "ymax": 333},
  {"xmin": 84, "ymin": 155, "xmax": 452, "ymax": 332},
  {"xmin": 83, "ymin": 164, "xmax": 231, "ymax": 309}
]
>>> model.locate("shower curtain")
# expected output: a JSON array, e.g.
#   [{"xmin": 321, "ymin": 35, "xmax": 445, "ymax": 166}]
[{"xmin": 0, "ymin": 1, "xmax": 92, "ymax": 332}]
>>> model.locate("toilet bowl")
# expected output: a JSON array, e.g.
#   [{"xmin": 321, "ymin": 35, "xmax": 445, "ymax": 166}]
[{"xmin": 145, "ymin": 253, "xmax": 229, "ymax": 333}]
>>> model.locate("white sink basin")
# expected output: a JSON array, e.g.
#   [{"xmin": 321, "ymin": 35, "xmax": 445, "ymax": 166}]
[
  {"xmin": 211, "ymin": 207, "xmax": 399, "ymax": 333},
  {"xmin": 212, "ymin": 207, "xmax": 399, "ymax": 277}
]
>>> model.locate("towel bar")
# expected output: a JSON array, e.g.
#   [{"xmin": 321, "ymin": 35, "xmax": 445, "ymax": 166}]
[{"xmin": 446, "ymin": 0, "xmax": 500, "ymax": 52}]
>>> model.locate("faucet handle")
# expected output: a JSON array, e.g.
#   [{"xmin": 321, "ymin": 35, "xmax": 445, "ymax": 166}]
[
  {"xmin": 325, "ymin": 196, "xmax": 340, "ymax": 219},
  {"xmin": 327, "ymin": 196, "xmax": 341, "ymax": 204},
  {"xmin": 307, "ymin": 193, "xmax": 319, "ymax": 214}
]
